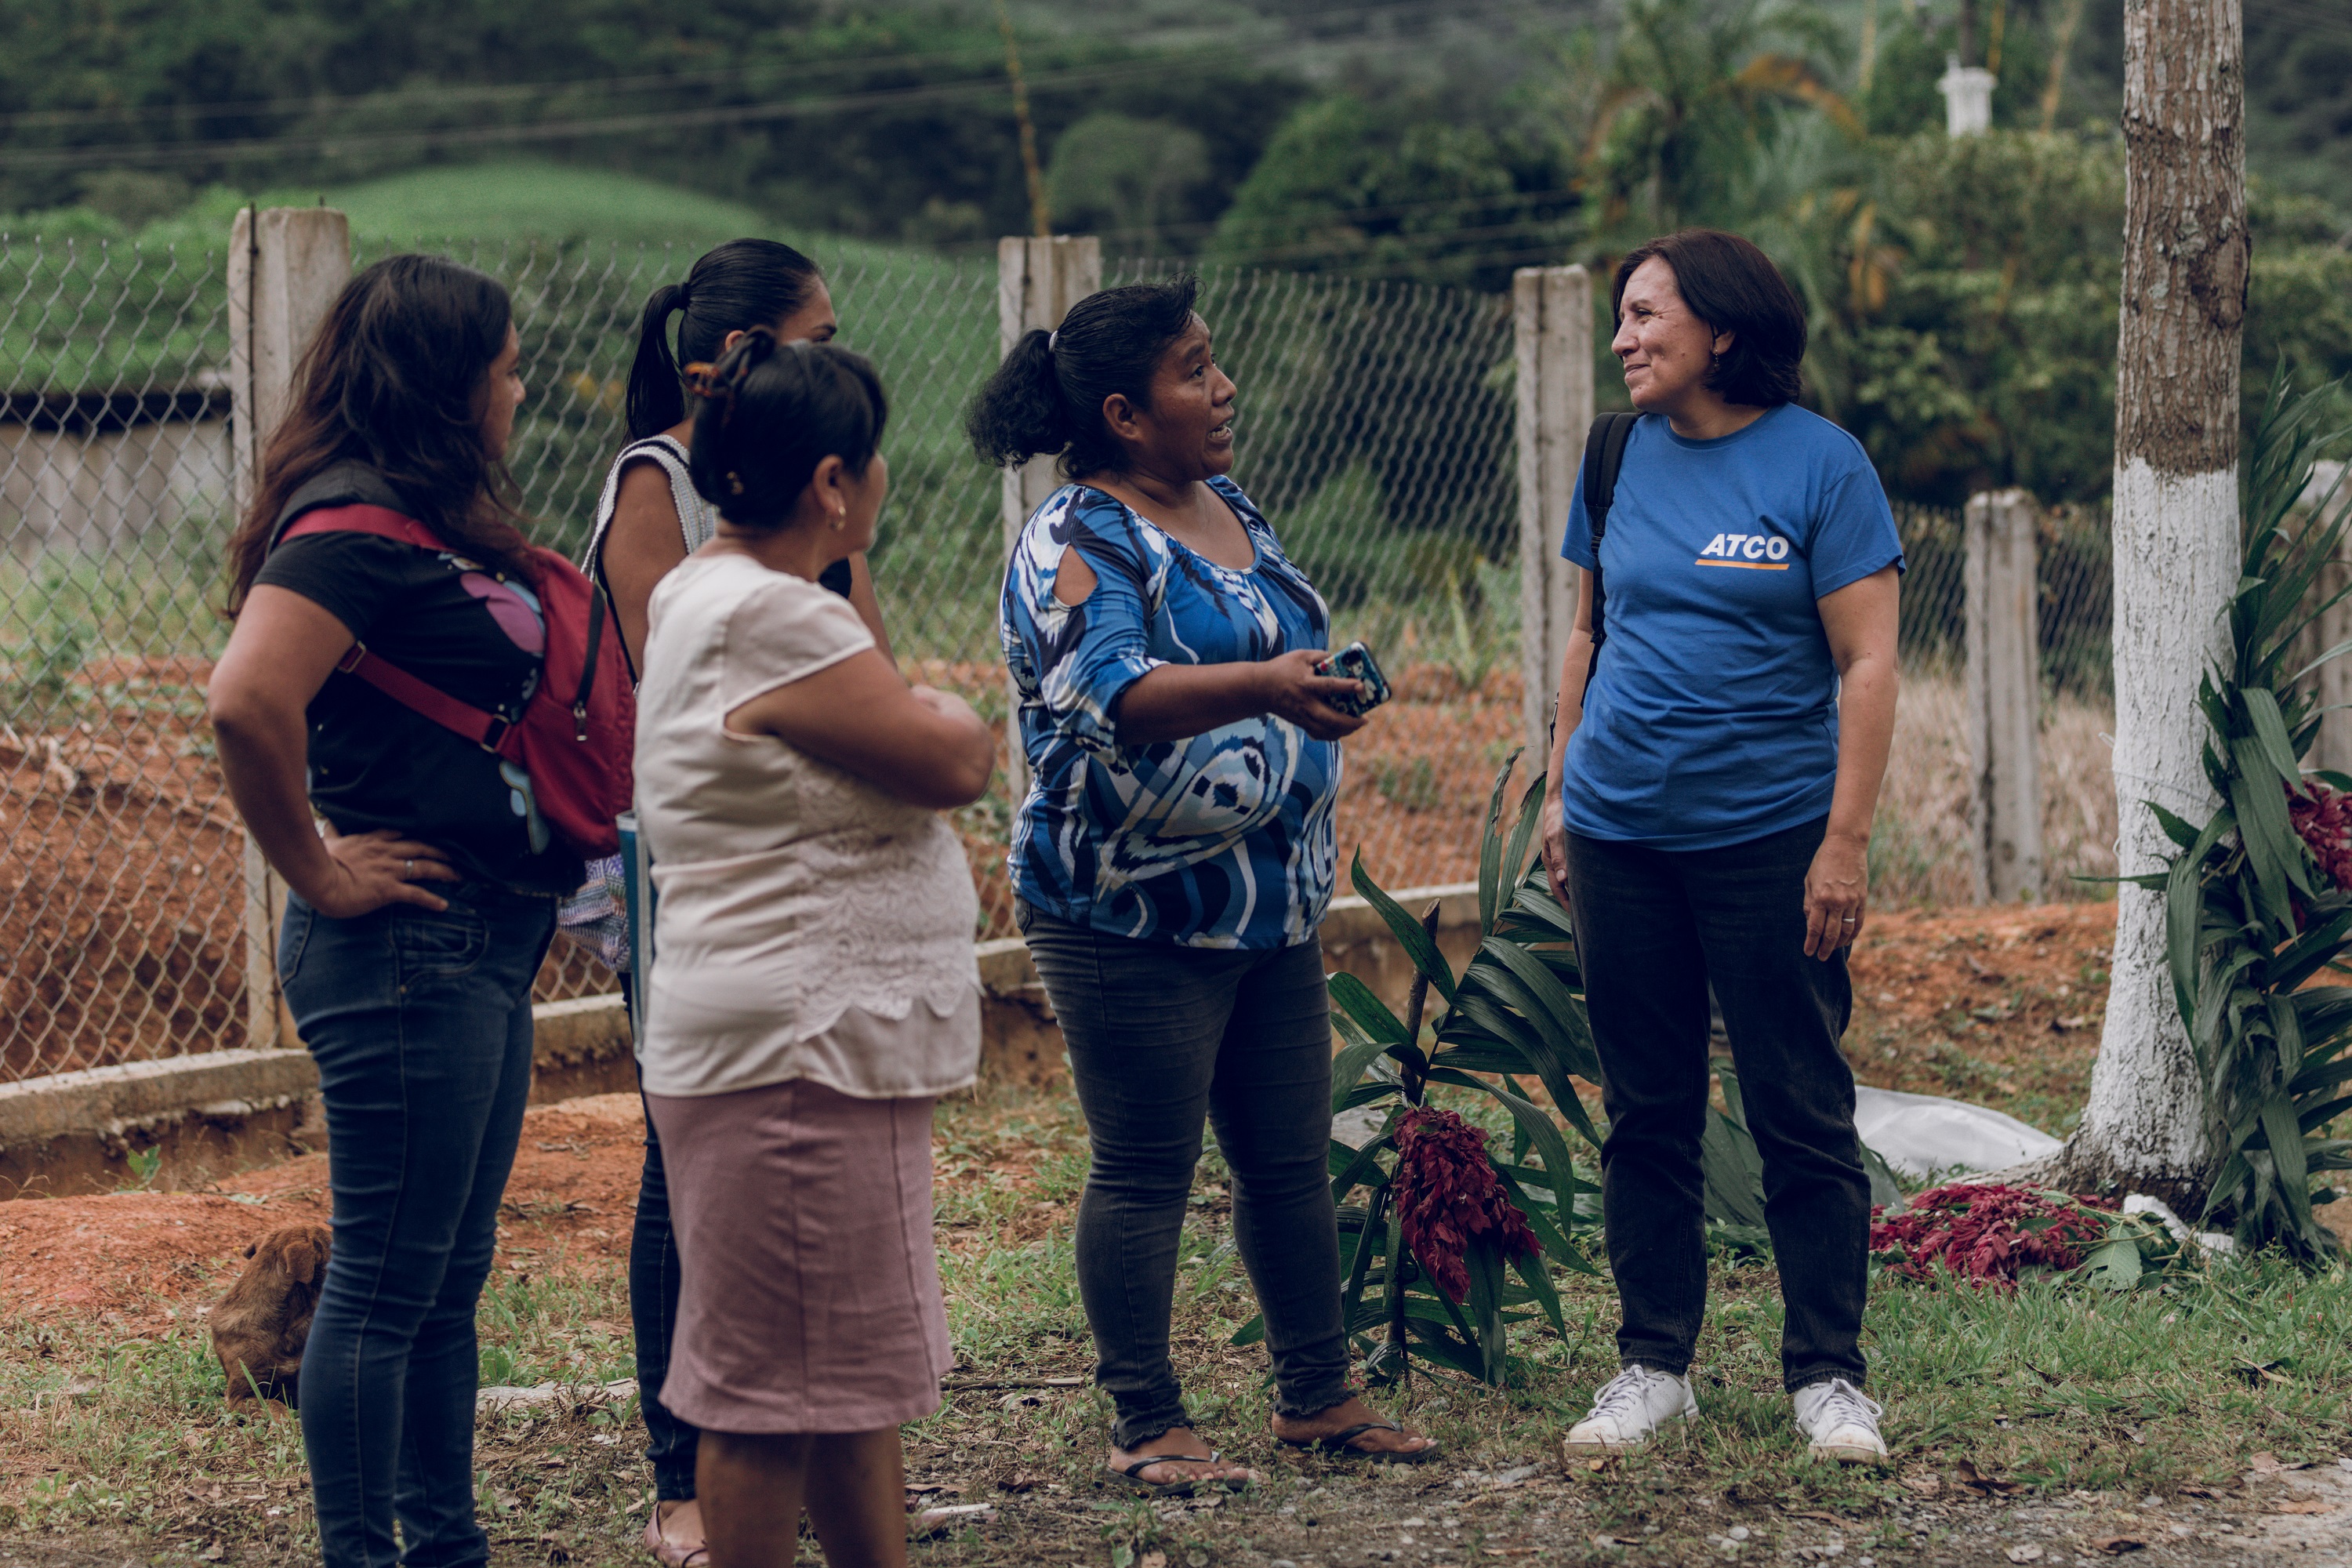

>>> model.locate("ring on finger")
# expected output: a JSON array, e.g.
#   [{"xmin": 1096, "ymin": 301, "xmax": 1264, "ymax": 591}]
[{"xmin": 404, "ymin": 858, "xmax": 413, "ymax": 878}]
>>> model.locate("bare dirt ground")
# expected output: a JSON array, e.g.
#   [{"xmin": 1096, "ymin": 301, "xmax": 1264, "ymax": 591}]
[
  {"xmin": 0, "ymin": 902, "xmax": 2118, "ymax": 1330},
  {"xmin": 5, "ymin": 902, "xmax": 2349, "ymax": 1568},
  {"xmin": 1844, "ymin": 902, "xmax": 2119, "ymax": 1136}
]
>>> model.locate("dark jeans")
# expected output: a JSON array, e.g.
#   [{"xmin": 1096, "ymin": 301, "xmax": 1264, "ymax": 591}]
[
  {"xmin": 1016, "ymin": 901, "xmax": 1351, "ymax": 1448},
  {"xmin": 281, "ymin": 883, "xmax": 557, "ymax": 1568},
  {"xmin": 1564, "ymin": 816, "xmax": 1869, "ymax": 1392},
  {"xmin": 615, "ymin": 971, "xmax": 699, "ymax": 1501}
]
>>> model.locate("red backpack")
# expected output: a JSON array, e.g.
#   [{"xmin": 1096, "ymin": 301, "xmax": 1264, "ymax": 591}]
[{"xmin": 279, "ymin": 503, "xmax": 636, "ymax": 859}]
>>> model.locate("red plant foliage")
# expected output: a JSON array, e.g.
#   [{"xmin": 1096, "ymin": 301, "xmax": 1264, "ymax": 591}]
[
  {"xmin": 1867, "ymin": 1182, "xmax": 2111, "ymax": 1291},
  {"xmin": 2288, "ymin": 780, "xmax": 2352, "ymax": 893},
  {"xmin": 1391, "ymin": 1106, "xmax": 1537, "ymax": 1302}
]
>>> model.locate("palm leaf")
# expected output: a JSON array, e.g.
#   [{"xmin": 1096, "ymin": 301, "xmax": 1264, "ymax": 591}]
[{"xmin": 1350, "ymin": 849, "xmax": 1459, "ymax": 1004}]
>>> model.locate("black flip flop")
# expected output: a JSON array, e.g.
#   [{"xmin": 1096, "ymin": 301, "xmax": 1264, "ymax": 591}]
[
  {"xmin": 1106, "ymin": 1449, "xmax": 1253, "ymax": 1497},
  {"xmin": 1277, "ymin": 1418, "xmax": 1439, "ymax": 1464}
]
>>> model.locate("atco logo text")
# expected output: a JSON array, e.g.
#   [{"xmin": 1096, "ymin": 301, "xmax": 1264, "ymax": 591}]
[{"xmin": 1695, "ymin": 532, "xmax": 1791, "ymax": 570}]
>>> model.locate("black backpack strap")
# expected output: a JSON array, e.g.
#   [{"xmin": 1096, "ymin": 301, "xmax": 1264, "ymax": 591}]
[{"xmin": 1579, "ymin": 412, "xmax": 1639, "ymax": 700}]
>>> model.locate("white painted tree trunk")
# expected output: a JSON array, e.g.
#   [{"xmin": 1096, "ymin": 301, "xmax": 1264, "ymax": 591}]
[
  {"xmin": 2041, "ymin": 0, "xmax": 2247, "ymax": 1207},
  {"xmin": 2062, "ymin": 466, "xmax": 2236, "ymax": 1204}
]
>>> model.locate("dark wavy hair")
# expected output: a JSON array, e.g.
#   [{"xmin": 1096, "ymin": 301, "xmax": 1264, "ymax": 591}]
[
  {"xmin": 685, "ymin": 328, "xmax": 888, "ymax": 530},
  {"xmin": 964, "ymin": 275, "xmax": 1200, "ymax": 480},
  {"xmin": 626, "ymin": 238, "xmax": 824, "ymax": 441},
  {"xmin": 227, "ymin": 254, "xmax": 528, "ymax": 609},
  {"xmin": 1612, "ymin": 229, "xmax": 1806, "ymax": 408}
]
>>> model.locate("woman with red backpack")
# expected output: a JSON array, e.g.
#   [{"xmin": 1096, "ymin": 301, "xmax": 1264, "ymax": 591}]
[{"xmin": 210, "ymin": 254, "xmax": 629, "ymax": 1568}]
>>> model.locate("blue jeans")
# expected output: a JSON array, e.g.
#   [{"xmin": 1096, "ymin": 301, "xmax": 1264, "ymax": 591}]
[{"xmin": 281, "ymin": 883, "xmax": 557, "ymax": 1568}]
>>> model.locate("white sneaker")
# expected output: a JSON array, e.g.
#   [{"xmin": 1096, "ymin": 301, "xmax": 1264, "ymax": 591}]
[
  {"xmin": 1561, "ymin": 1365, "xmax": 1699, "ymax": 1454},
  {"xmin": 1792, "ymin": 1377, "xmax": 1889, "ymax": 1465}
]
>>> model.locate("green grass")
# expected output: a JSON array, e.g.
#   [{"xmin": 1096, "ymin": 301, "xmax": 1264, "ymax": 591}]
[
  {"xmin": 310, "ymin": 162, "xmax": 780, "ymax": 250},
  {"xmin": 3, "ymin": 1075, "xmax": 2346, "ymax": 1566}
]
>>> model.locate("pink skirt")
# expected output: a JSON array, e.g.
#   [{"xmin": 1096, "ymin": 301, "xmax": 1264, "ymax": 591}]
[{"xmin": 645, "ymin": 1077, "xmax": 951, "ymax": 1433}]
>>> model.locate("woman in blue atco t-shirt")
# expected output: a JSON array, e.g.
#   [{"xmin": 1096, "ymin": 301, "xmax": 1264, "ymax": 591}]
[{"xmin": 1537, "ymin": 230, "xmax": 1904, "ymax": 1468}]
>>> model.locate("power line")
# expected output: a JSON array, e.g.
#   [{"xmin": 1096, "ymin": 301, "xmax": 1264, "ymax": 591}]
[
  {"xmin": 0, "ymin": 0, "xmax": 1531, "ymax": 141},
  {"xmin": 0, "ymin": 4, "xmax": 1541, "ymax": 176},
  {"xmin": 0, "ymin": 55, "xmax": 1238, "ymax": 173}
]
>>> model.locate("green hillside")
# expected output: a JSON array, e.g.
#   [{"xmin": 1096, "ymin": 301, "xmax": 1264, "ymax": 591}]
[
  {"xmin": 318, "ymin": 161, "xmax": 777, "ymax": 246},
  {"xmin": 5, "ymin": 162, "xmax": 931, "ymax": 278}
]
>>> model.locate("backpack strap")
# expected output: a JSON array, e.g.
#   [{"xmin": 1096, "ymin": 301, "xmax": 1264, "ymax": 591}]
[
  {"xmin": 330, "ymin": 641, "xmax": 517, "ymax": 756},
  {"xmin": 1579, "ymin": 412, "xmax": 1639, "ymax": 700},
  {"xmin": 279, "ymin": 503, "xmax": 447, "ymax": 553},
  {"xmin": 278, "ymin": 504, "xmax": 521, "ymax": 757}
]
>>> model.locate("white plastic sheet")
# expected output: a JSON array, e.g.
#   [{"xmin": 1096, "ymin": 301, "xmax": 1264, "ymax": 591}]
[{"xmin": 1851, "ymin": 1084, "xmax": 2063, "ymax": 1179}]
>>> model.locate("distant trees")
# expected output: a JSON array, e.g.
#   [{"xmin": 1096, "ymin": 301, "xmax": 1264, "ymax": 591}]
[
  {"xmin": 2, "ymin": 0, "xmax": 2344, "ymax": 499},
  {"xmin": 1206, "ymin": 94, "xmax": 1577, "ymax": 289}
]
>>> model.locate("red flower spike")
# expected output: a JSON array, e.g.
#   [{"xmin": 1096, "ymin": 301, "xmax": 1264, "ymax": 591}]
[
  {"xmin": 2287, "ymin": 780, "xmax": 2352, "ymax": 895},
  {"xmin": 1867, "ymin": 1182, "xmax": 2112, "ymax": 1291},
  {"xmin": 1391, "ymin": 1107, "xmax": 1539, "ymax": 1302}
]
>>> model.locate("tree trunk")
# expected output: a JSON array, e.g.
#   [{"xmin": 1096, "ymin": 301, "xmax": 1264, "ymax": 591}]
[{"xmin": 2039, "ymin": 0, "xmax": 2247, "ymax": 1210}]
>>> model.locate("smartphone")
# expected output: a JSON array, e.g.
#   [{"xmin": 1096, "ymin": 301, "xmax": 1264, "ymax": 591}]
[{"xmin": 1315, "ymin": 641, "xmax": 1392, "ymax": 717}]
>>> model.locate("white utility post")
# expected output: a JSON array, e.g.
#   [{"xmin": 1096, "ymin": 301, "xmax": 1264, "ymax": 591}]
[
  {"xmin": 230, "ymin": 206, "xmax": 352, "ymax": 1050},
  {"xmin": 1512, "ymin": 266, "xmax": 1594, "ymax": 765},
  {"xmin": 1963, "ymin": 488, "xmax": 2043, "ymax": 902},
  {"xmin": 995, "ymin": 235, "xmax": 1101, "ymax": 798}
]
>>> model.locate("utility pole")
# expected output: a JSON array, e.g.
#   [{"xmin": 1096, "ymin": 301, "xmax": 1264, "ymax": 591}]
[{"xmin": 996, "ymin": 2, "xmax": 1052, "ymax": 238}]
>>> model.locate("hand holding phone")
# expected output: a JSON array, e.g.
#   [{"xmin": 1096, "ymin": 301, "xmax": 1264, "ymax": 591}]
[{"xmin": 1314, "ymin": 641, "xmax": 1392, "ymax": 717}]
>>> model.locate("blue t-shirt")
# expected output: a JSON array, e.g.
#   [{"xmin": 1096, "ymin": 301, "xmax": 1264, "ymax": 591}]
[
  {"xmin": 1000, "ymin": 477, "xmax": 1340, "ymax": 949},
  {"xmin": 1559, "ymin": 405, "xmax": 1904, "ymax": 851}
]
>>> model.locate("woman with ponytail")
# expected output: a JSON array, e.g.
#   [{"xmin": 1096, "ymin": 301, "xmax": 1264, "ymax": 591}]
[
  {"xmin": 971, "ymin": 278, "xmax": 1436, "ymax": 1492},
  {"xmin": 635, "ymin": 331, "xmax": 993, "ymax": 1566},
  {"xmin": 593, "ymin": 238, "xmax": 890, "ymax": 669},
  {"xmin": 570, "ymin": 238, "xmax": 898, "ymax": 1566}
]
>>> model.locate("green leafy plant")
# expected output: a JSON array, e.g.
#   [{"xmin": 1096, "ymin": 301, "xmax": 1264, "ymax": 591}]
[
  {"xmin": 117, "ymin": 1147, "xmax": 162, "ymax": 1193},
  {"xmin": 1232, "ymin": 753, "xmax": 1603, "ymax": 1385},
  {"xmin": 2145, "ymin": 374, "xmax": 2352, "ymax": 1261}
]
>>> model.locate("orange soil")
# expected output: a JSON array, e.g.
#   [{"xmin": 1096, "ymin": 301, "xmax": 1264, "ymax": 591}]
[
  {"xmin": 0, "ymin": 1097, "xmax": 649, "ymax": 1333},
  {"xmin": 3, "ymin": 658, "xmax": 1511, "ymax": 1082},
  {"xmin": 1, "ymin": 902, "xmax": 2136, "ymax": 1333},
  {"xmin": 1843, "ymin": 901, "xmax": 2119, "ymax": 1124}
]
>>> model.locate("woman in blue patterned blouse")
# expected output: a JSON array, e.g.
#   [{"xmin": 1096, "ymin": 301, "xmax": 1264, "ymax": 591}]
[{"xmin": 971, "ymin": 276, "xmax": 1436, "ymax": 1492}]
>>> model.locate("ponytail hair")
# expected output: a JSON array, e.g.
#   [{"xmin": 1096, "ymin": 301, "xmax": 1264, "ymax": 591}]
[
  {"xmin": 684, "ymin": 328, "xmax": 887, "ymax": 529},
  {"xmin": 965, "ymin": 274, "xmax": 1200, "ymax": 480},
  {"xmin": 625, "ymin": 238, "xmax": 824, "ymax": 440}
]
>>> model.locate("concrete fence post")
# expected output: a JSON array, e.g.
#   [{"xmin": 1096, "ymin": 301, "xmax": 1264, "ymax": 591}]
[
  {"xmin": 996, "ymin": 234, "xmax": 1101, "ymax": 799},
  {"xmin": 2303, "ymin": 465, "xmax": 2352, "ymax": 776},
  {"xmin": 229, "ymin": 207, "xmax": 352, "ymax": 1048},
  {"xmin": 2310, "ymin": 561, "xmax": 2352, "ymax": 777},
  {"xmin": 1512, "ymin": 266, "xmax": 1593, "ymax": 765},
  {"xmin": 1964, "ymin": 488, "xmax": 2043, "ymax": 903}
]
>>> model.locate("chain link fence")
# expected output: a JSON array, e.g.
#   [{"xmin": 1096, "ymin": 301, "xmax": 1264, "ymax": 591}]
[
  {"xmin": 0, "ymin": 237, "xmax": 245, "ymax": 1083},
  {"xmin": 0, "ymin": 234, "xmax": 1534, "ymax": 1082},
  {"xmin": 0, "ymin": 227, "xmax": 2141, "ymax": 1085},
  {"xmin": 1876, "ymin": 500, "xmax": 2118, "ymax": 907}
]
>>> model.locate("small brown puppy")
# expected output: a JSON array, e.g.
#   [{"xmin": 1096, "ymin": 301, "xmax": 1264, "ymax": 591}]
[{"xmin": 212, "ymin": 1223, "xmax": 332, "ymax": 1410}]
